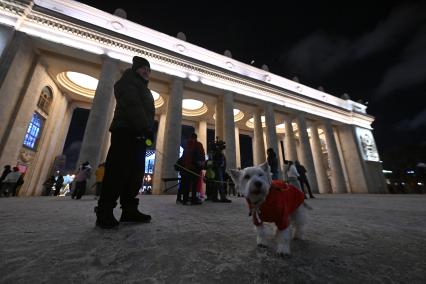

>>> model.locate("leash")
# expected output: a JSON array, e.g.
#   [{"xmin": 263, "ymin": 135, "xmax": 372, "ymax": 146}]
[{"xmin": 153, "ymin": 148, "xmax": 231, "ymax": 186}]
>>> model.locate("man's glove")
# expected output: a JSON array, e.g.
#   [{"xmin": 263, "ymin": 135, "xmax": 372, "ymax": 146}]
[{"xmin": 144, "ymin": 129, "xmax": 155, "ymax": 146}]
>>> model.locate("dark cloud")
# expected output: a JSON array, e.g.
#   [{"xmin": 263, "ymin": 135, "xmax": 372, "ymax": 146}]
[
  {"xmin": 355, "ymin": 2, "xmax": 425, "ymax": 58},
  {"xmin": 284, "ymin": 32, "xmax": 351, "ymax": 80},
  {"xmin": 375, "ymin": 27, "xmax": 426, "ymax": 98},
  {"xmin": 283, "ymin": 2, "xmax": 426, "ymax": 90},
  {"xmin": 394, "ymin": 108, "xmax": 426, "ymax": 131}
]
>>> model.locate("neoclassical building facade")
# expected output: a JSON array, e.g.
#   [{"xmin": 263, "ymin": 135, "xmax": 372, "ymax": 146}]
[{"xmin": 0, "ymin": 0, "xmax": 387, "ymax": 196}]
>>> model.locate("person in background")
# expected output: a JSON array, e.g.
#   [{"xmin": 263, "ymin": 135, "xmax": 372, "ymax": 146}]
[
  {"xmin": 0, "ymin": 165, "xmax": 11, "ymax": 184},
  {"xmin": 0, "ymin": 165, "xmax": 12, "ymax": 197},
  {"xmin": 287, "ymin": 161, "xmax": 302, "ymax": 193},
  {"xmin": 72, "ymin": 161, "xmax": 91, "ymax": 199},
  {"xmin": 210, "ymin": 137, "xmax": 231, "ymax": 203},
  {"xmin": 2, "ymin": 167, "xmax": 22, "ymax": 197},
  {"xmin": 282, "ymin": 160, "xmax": 290, "ymax": 181},
  {"xmin": 94, "ymin": 163, "xmax": 105, "ymax": 200},
  {"xmin": 53, "ymin": 172, "xmax": 64, "ymax": 196},
  {"xmin": 266, "ymin": 148, "xmax": 279, "ymax": 180},
  {"xmin": 96, "ymin": 56, "xmax": 155, "ymax": 229},
  {"xmin": 43, "ymin": 175, "xmax": 56, "ymax": 196},
  {"xmin": 295, "ymin": 160, "xmax": 315, "ymax": 199},
  {"xmin": 181, "ymin": 133, "xmax": 205, "ymax": 205}
]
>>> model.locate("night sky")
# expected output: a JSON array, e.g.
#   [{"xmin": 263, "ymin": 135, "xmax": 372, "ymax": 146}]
[{"xmin": 75, "ymin": 0, "xmax": 426, "ymax": 170}]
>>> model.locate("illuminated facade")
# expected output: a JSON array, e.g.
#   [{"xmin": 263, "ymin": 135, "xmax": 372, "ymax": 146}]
[{"xmin": 0, "ymin": 0, "xmax": 387, "ymax": 195}]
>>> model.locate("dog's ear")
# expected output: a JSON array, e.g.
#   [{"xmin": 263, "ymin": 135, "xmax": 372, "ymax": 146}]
[
  {"xmin": 228, "ymin": 169, "xmax": 241, "ymax": 183},
  {"xmin": 259, "ymin": 162, "xmax": 270, "ymax": 174}
]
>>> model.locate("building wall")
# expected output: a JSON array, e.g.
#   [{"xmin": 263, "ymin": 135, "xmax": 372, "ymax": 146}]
[
  {"xmin": 2, "ymin": 58, "xmax": 70, "ymax": 196},
  {"xmin": 23, "ymin": 78, "xmax": 70, "ymax": 196}
]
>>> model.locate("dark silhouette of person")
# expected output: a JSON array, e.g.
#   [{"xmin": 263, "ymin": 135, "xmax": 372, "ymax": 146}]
[
  {"xmin": 0, "ymin": 165, "xmax": 11, "ymax": 183},
  {"xmin": 2, "ymin": 166, "xmax": 22, "ymax": 197},
  {"xmin": 295, "ymin": 160, "xmax": 315, "ymax": 199},
  {"xmin": 181, "ymin": 133, "xmax": 205, "ymax": 205},
  {"xmin": 210, "ymin": 137, "xmax": 231, "ymax": 203},
  {"xmin": 96, "ymin": 56, "xmax": 155, "ymax": 229},
  {"xmin": 54, "ymin": 173, "xmax": 64, "ymax": 196},
  {"xmin": 43, "ymin": 175, "xmax": 56, "ymax": 196},
  {"xmin": 72, "ymin": 162, "xmax": 91, "ymax": 199},
  {"xmin": 0, "ymin": 165, "xmax": 12, "ymax": 196},
  {"xmin": 267, "ymin": 148, "xmax": 279, "ymax": 180}
]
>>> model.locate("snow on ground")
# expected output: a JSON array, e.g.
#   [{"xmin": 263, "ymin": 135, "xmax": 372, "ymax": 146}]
[{"xmin": 1, "ymin": 194, "xmax": 425, "ymax": 283}]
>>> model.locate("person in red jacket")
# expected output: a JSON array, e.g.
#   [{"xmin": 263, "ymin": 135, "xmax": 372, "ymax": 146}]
[{"xmin": 181, "ymin": 133, "xmax": 205, "ymax": 205}]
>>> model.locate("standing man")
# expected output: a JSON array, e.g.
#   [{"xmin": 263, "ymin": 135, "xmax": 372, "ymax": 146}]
[
  {"xmin": 295, "ymin": 160, "xmax": 315, "ymax": 199},
  {"xmin": 95, "ymin": 56, "xmax": 155, "ymax": 229},
  {"xmin": 266, "ymin": 148, "xmax": 279, "ymax": 180}
]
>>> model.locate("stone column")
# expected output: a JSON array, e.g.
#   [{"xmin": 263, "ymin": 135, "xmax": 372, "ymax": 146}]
[
  {"xmin": 223, "ymin": 92, "xmax": 236, "ymax": 171},
  {"xmin": 215, "ymin": 97, "xmax": 224, "ymax": 140},
  {"xmin": 198, "ymin": 120, "xmax": 207, "ymax": 152},
  {"xmin": 77, "ymin": 57, "xmax": 118, "ymax": 172},
  {"xmin": 323, "ymin": 120, "xmax": 347, "ymax": 193},
  {"xmin": 161, "ymin": 78, "xmax": 184, "ymax": 191},
  {"xmin": 152, "ymin": 113, "xmax": 167, "ymax": 194},
  {"xmin": 284, "ymin": 117, "xmax": 297, "ymax": 162},
  {"xmin": 253, "ymin": 108, "xmax": 265, "ymax": 165},
  {"xmin": 0, "ymin": 32, "xmax": 35, "ymax": 153},
  {"xmin": 277, "ymin": 136, "xmax": 285, "ymax": 173},
  {"xmin": 100, "ymin": 99, "xmax": 116, "ymax": 164},
  {"xmin": 235, "ymin": 126, "xmax": 241, "ymax": 169},
  {"xmin": 309, "ymin": 122, "xmax": 330, "ymax": 194},
  {"xmin": 264, "ymin": 103, "xmax": 282, "ymax": 179},
  {"xmin": 295, "ymin": 114, "xmax": 319, "ymax": 193}
]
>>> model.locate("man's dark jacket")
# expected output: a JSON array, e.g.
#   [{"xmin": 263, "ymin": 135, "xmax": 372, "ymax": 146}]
[{"xmin": 109, "ymin": 68, "xmax": 155, "ymax": 134}]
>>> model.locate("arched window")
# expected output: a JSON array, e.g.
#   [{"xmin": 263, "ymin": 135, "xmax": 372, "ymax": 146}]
[
  {"xmin": 37, "ymin": 86, "xmax": 53, "ymax": 114},
  {"xmin": 23, "ymin": 112, "xmax": 45, "ymax": 150}
]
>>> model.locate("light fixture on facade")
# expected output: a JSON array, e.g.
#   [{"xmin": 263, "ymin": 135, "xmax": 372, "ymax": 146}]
[
  {"xmin": 66, "ymin": 72, "xmax": 98, "ymax": 90},
  {"xmin": 182, "ymin": 99, "xmax": 208, "ymax": 116},
  {"xmin": 212, "ymin": 109, "xmax": 244, "ymax": 122},
  {"xmin": 246, "ymin": 116, "xmax": 266, "ymax": 128},
  {"xmin": 56, "ymin": 71, "xmax": 98, "ymax": 98},
  {"xmin": 276, "ymin": 123, "xmax": 285, "ymax": 133},
  {"xmin": 150, "ymin": 90, "xmax": 164, "ymax": 108}
]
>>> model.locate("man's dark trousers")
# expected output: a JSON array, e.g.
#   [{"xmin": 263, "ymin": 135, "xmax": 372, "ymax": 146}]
[{"xmin": 99, "ymin": 129, "xmax": 146, "ymax": 209}]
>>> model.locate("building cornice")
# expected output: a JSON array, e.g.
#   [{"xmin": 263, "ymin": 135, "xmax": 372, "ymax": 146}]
[{"xmin": 0, "ymin": 0, "xmax": 372, "ymax": 129}]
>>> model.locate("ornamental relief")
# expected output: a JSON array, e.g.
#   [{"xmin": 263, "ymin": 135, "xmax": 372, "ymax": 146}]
[
  {"xmin": 356, "ymin": 128, "xmax": 379, "ymax": 162},
  {"xmin": 19, "ymin": 147, "xmax": 36, "ymax": 164}
]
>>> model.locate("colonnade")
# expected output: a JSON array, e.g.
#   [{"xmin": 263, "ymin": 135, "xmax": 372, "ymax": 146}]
[{"xmin": 77, "ymin": 61, "xmax": 354, "ymax": 194}]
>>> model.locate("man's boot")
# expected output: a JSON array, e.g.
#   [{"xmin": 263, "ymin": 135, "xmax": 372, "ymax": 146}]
[
  {"xmin": 95, "ymin": 204, "xmax": 119, "ymax": 229},
  {"xmin": 120, "ymin": 198, "xmax": 151, "ymax": 223}
]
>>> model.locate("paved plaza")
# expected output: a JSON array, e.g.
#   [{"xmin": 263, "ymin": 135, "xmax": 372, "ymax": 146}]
[{"xmin": 1, "ymin": 194, "xmax": 425, "ymax": 283}]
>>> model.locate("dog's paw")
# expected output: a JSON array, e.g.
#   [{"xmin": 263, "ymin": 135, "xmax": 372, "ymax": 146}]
[
  {"xmin": 276, "ymin": 245, "xmax": 291, "ymax": 256},
  {"xmin": 257, "ymin": 243, "xmax": 268, "ymax": 249}
]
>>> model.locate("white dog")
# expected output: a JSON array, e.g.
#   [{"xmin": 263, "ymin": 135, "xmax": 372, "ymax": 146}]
[{"xmin": 229, "ymin": 162, "xmax": 308, "ymax": 256}]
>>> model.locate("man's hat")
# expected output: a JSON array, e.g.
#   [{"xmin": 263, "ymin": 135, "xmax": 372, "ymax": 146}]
[{"xmin": 132, "ymin": 56, "xmax": 150, "ymax": 71}]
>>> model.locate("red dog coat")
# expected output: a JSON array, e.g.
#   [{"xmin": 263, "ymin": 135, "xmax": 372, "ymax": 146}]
[{"xmin": 247, "ymin": 180, "xmax": 305, "ymax": 230}]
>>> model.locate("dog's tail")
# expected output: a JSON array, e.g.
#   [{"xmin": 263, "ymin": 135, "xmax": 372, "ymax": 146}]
[{"xmin": 302, "ymin": 202, "xmax": 313, "ymax": 210}]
